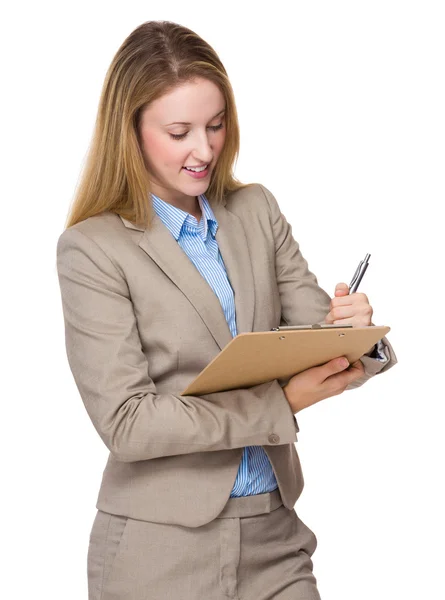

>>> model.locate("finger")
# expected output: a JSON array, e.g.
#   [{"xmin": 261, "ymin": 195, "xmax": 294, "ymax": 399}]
[
  {"xmin": 331, "ymin": 293, "xmax": 368, "ymax": 312},
  {"xmin": 327, "ymin": 292, "xmax": 353, "ymax": 321},
  {"xmin": 331, "ymin": 294, "xmax": 355, "ymax": 306},
  {"xmin": 347, "ymin": 360, "xmax": 365, "ymax": 377},
  {"xmin": 333, "ymin": 316, "xmax": 371, "ymax": 327},
  {"xmin": 319, "ymin": 356, "xmax": 350, "ymax": 381},
  {"xmin": 330, "ymin": 305, "xmax": 355, "ymax": 320},
  {"xmin": 335, "ymin": 282, "xmax": 350, "ymax": 296},
  {"xmin": 324, "ymin": 359, "xmax": 365, "ymax": 393},
  {"xmin": 349, "ymin": 360, "xmax": 365, "ymax": 373}
]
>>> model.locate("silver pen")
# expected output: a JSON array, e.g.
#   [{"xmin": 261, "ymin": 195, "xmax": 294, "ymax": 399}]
[
  {"xmin": 349, "ymin": 253, "xmax": 370, "ymax": 293},
  {"xmin": 270, "ymin": 254, "xmax": 371, "ymax": 332}
]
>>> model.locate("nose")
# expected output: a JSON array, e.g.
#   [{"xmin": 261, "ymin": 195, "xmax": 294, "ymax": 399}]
[{"xmin": 191, "ymin": 130, "xmax": 214, "ymax": 165}]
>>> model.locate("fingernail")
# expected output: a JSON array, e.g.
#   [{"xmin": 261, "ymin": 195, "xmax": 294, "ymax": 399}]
[{"xmin": 340, "ymin": 358, "xmax": 349, "ymax": 367}]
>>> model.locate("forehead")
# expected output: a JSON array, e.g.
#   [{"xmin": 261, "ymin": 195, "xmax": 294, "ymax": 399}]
[{"xmin": 141, "ymin": 78, "xmax": 225, "ymax": 124}]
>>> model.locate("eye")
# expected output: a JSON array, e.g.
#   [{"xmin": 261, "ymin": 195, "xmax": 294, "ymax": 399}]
[
  {"xmin": 169, "ymin": 122, "xmax": 224, "ymax": 141},
  {"xmin": 209, "ymin": 123, "xmax": 224, "ymax": 133},
  {"xmin": 169, "ymin": 132, "xmax": 187, "ymax": 140}
]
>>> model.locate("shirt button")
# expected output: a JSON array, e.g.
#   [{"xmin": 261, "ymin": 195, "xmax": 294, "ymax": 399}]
[{"xmin": 268, "ymin": 433, "xmax": 280, "ymax": 444}]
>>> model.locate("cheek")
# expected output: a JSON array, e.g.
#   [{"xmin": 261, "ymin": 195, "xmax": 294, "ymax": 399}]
[
  {"xmin": 216, "ymin": 131, "xmax": 227, "ymax": 155},
  {"xmin": 141, "ymin": 132, "xmax": 178, "ymax": 167}
]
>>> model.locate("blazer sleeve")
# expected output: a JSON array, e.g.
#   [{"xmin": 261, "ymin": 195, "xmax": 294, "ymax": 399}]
[
  {"xmin": 56, "ymin": 226, "xmax": 298, "ymax": 463},
  {"xmin": 259, "ymin": 184, "xmax": 398, "ymax": 391}
]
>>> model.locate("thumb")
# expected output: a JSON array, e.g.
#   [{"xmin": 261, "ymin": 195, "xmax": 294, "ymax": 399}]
[
  {"xmin": 321, "ymin": 356, "xmax": 350, "ymax": 380},
  {"xmin": 335, "ymin": 282, "xmax": 350, "ymax": 297}
]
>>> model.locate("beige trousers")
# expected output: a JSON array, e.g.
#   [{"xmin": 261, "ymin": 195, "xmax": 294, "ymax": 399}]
[{"xmin": 87, "ymin": 489, "xmax": 321, "ymax": 600}]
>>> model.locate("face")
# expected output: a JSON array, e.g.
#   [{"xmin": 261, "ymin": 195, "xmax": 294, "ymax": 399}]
[{"xmin": 138, "ymin": 77, "xmax": 226, "ymax": 211}]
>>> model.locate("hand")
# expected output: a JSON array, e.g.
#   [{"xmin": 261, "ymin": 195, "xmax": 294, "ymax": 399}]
[
  {"xmin": 283, "ymin": 357, "xmax": 366, "ymax": 414},
  {"xmin": 324, "ymin": 282, "xmax": 373, "ymax": 327}
]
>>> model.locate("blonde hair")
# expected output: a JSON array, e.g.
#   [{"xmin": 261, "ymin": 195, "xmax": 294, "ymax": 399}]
[{"xmin": 64, "ymin": 20, "xmax": 253, "ymax": 230}]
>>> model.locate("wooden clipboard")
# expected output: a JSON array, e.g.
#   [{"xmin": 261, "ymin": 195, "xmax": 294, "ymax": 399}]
[{"xmin": 182, "ymin": 324, "xmax": 390, "ymax": 396}]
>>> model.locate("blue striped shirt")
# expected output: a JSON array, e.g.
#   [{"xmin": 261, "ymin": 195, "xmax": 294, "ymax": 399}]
[{"xmin": 151, "ymin": 191, "xmax": 278, "ymax": 497}]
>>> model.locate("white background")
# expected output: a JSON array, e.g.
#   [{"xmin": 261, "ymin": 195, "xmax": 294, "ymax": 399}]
[{"xmin": 1, "ymin": 1, "xmax": 443, "ymax": 598}]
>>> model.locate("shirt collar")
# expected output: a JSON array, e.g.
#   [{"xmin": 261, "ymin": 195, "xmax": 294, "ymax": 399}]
[{"xmin": 151, "ymin": 192, "xmax": 219, "ymax": 241}]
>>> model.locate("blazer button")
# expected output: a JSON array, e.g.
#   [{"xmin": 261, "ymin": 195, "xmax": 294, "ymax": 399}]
[{"xmin": 268, "ymin": 433, "xmax": 280, "ymax": 444}]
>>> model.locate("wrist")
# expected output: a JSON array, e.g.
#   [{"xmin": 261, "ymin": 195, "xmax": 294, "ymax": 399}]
[{"xmin": 283, "ymin": 383, "xmax": 301, "ymax": 414}]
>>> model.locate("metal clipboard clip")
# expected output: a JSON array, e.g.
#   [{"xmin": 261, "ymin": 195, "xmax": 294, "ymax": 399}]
[{"xmin": 271, "ymin": 324, "xmax": 354, "ymax": 331}]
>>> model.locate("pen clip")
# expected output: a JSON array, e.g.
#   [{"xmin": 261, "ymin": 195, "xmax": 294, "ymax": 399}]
[{"xmin": 349, "ymin": 260, "xmax": 364, "ymax": 288}]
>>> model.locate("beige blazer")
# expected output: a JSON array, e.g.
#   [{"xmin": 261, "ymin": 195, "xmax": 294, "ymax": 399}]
[{"xmin": 56, "ymin": 183, "xmax": 397, "ymax": 527}]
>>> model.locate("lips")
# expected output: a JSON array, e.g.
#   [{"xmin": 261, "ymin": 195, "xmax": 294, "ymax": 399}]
[
  {"xmin": 183, "ymin": 164, "xmax": 209, "ymax": 171},
  {"xmin": 182, "ymin": 164, "xmax": 210, "ymax": 179}
]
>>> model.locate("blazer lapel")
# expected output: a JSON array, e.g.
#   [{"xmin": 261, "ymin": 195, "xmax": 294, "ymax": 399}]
[
  {"xmin": 119, "ymin": 199, "xmax": 254, "ymax": 351},
  {"xmin": 211, "ymin": 202, "xmax": 255, "ymax": 337}
]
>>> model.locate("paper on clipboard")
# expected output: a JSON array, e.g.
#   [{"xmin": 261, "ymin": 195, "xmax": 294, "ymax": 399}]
[{"xmin": 181, "ymin": 324, "xmax": 390, "ymax": 396}]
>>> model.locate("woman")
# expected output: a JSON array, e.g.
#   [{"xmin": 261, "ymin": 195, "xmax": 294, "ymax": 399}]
[{"xmin": 57, "ymin": 20, "xmax": 397, "ymax": 600}]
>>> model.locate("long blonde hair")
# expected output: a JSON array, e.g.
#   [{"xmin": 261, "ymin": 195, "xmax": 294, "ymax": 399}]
[{"xmin": 64, "ymin": 20, "xmax": 252, "ymax": 231}]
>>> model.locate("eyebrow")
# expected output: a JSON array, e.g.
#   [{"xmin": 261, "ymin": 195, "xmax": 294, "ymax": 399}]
[{"xmin": 166, "ymin": 109, "xmax": 226, "ymax": 126}]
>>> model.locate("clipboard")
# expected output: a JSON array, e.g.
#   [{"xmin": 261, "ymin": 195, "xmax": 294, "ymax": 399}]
[{"xmin": 182, "ymin": 324, "xmax": 390, "ymax": 396}]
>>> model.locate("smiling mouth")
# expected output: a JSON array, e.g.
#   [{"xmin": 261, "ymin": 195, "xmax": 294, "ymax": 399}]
[{"xmin": 182, "ymin": 163, "xmax": 210, "ymax": 172}]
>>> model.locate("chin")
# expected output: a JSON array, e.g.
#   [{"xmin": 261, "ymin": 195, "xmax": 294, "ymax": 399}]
[{"xmin": 182, "ymin": 180, "xmax": 210, "ymax": 191}]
